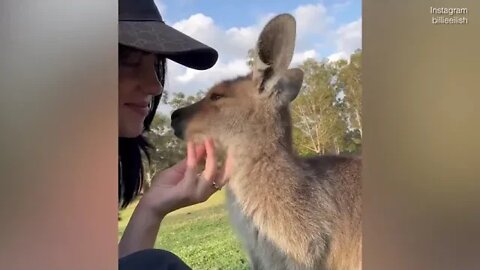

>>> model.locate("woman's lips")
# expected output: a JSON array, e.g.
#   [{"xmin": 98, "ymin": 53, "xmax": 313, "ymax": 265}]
[{"xmin": 125, "ymin": 103, "xmax": 149, "ymax": 117}]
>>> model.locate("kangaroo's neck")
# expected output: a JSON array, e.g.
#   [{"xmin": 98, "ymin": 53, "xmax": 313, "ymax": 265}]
[
  {"xmin": 227, "ymin": 105, "xmax": 300, "ymax": 191},
  {"xmin": 241, "ymin": 105, "xmax": 294, "ymax": 154},
  {"xmin": 229, "ymin": 137, "xmax": 300, "ymax": 189}
]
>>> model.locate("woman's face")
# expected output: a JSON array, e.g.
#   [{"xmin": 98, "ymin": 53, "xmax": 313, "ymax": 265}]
[{"xmin": 119, "ymin": 47, "xmax": 162, "ymax": 138}]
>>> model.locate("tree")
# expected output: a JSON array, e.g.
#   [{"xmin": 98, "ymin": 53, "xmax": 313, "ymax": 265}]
[
  {"xmin": 167, "ymin": 91, "xmax": 205, "ymax": 110},
  {"xmin": 291, "ymin": 59, "xmax": 348, "ymax": 155},
  {"xmin": 337, "ymin": 50, "xmax": 362, "ymax": 137},
  {"xmin": 246, "ymin": 49, "xmax": 362, "ymax": 155},
  {"xmin": 343, "ymin": 129, "xmax": 362, "ymax": 153}
]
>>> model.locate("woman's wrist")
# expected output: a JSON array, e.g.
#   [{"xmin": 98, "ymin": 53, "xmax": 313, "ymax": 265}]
[
  {"xmin": 136, "ymin": 197, "xmax": 168, "ymax": 221},
  {"xmin": 136, "ymin": 190, "xmax": 184, "ymax": 219}
]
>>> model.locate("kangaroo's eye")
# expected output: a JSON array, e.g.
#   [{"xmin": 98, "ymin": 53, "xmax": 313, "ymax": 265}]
[{"xmin": 210, "ymin": 93, "xmax": 224, "ymax": 101}]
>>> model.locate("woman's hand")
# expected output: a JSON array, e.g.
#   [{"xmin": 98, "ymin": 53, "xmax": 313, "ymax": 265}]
[
  {"xmin": 119, "ymin": 138, "xmax": 233, "ymax": 257},
  {"xmin": 138, "ymin": 138, "xmax": 234, "ymax": 218}
]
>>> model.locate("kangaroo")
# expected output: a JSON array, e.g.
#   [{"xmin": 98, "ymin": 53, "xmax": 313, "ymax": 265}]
[{"xmin": 170, "ymin": 14, "xmax": 361, "ymax": 270}]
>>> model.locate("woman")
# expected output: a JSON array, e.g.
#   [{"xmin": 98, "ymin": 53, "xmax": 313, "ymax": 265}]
[{"xmin": 118, "ymin": 0, "xmax": 232, "ymax": 269}]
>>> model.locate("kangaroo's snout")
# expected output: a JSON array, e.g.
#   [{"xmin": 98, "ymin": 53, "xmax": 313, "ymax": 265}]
[{"xmin": 171, "ymin": 108, "xmax": 186, "ymax": 140}]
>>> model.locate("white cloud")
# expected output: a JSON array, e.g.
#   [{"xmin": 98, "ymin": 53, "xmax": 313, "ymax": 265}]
[
  {"xmin": 292, "ymin": 50, "xmax": 317, "ymax": 66},
  {"xmin": 293, "ymin": 4, "xmax": 333, "ymax": 37},
  {"xmin": 162, "ymin": 4, "xmax": 340, "ymax": 99},
  {"xmin": 172, "ymin": 13, "xmax": 259, "ymax": 63},
  {"xmin": 172, "ymin": 14, "xmax": 220, "ymax": 46},
  {"xmin": 164, "ymin": 14, "xmax": 257, "ymax": 95},
  {"xmin": 328, "ymin": 18, "xmax": 362, "ymax": 61},
  {"xmin": 168, "ymin": 58, "xmax": 249, "ymax": 95},
  {"xmin": 327, "ymin": 51, "xmax": 348, "ymax": 62},
  {"xmin": 225, "ymin": 26, "xmax": 258, "ymax": 56},
  {"xmin": 336, "ymin": 18, "xmax": 362, "ymax": 53}
]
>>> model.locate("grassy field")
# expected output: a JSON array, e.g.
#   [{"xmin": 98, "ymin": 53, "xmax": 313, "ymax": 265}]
[{"xmin": 118, "ymin": 191, "xmax": 249, "ymax": 270}]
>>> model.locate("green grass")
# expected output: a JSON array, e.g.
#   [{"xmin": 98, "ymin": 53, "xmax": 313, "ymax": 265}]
[{"xmin": 119, "ymin": 191, "xmax": 249, "ymax": 270}]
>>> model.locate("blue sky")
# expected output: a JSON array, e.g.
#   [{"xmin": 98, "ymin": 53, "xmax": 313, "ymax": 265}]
[
  {"xmin": 154, "ymin": 0, "xmax": 361, "ymax": 111},
  {"xmin": 160, "ymin": 0, "xmax": 360, "ymax": 28}
]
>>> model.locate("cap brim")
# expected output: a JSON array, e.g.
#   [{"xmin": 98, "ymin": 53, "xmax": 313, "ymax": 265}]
[{"xmin": 119, "ymin": 21, "xmax": 218, "ymax": 70}]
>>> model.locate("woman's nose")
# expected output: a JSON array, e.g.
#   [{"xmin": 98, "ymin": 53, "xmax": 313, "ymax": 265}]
[{"xmin": 139, "ymin": 54, "xmax": 162, "ymax": 96}]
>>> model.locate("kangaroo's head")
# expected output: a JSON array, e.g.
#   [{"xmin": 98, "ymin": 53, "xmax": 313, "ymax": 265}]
[{"xmin": 171, "ymin": 14, "xmax": 303, "ymax": 150}]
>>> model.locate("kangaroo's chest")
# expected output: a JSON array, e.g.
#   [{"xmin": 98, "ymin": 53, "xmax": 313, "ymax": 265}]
[
  {"xmin": 225, "ymin": 187, "xmax": 260, "ymax": 252},
  {"xmin": 225, "ymin": 187, "xmax": 295, "ymax": 270}
]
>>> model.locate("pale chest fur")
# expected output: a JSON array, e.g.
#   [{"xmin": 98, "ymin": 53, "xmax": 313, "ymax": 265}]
[{"xmin": 225, "ymin": 187, "xmax": 316, "ymax": 270}]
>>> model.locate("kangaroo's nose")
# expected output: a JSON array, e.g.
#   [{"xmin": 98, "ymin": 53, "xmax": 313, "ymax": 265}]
[
  {"xmin": 170, "ymin": 109, "xmax": 185, "ymax": 140},
  {"xmin": 171, "ymin": 109, "xmax": 181, "ymax": 122}
]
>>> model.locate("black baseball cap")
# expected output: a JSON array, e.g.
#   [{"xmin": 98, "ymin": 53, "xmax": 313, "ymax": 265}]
[{"xmin": 119, "ymin": 0, "xmax": 218, "ymax": 70}]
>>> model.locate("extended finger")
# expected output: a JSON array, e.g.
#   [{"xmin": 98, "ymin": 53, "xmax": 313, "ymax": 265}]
[
  {"xmin": 187, "ymin": 141, "xmax": 197, "ymax": 169},
  {"xmin": 195, "ymin": 143, "xmax": 206, "ymax": 164},
  {"xmin": 203, "ymin": 138, "xmax": 217, "ymax": 180}
]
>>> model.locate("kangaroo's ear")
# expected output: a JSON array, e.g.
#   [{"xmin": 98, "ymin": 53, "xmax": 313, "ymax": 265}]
[
  {"xmin": 275, "ymin": 68, "xmax": 304, "ymax": 104},
  {"xmin": 251, "ymin": 14, "xmax": 296, "ymax": 95}
]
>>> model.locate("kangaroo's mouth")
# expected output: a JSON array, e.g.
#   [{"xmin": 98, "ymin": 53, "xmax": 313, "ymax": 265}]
[{"xmin": 173, "ymin": 129, "xmax": 184, "ymax": 140}]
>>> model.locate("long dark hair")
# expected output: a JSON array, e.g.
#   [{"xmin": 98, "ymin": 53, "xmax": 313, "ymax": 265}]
[{"xmin": 118, "ymin": 45, "xmax": 166, "ymax": 208}]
